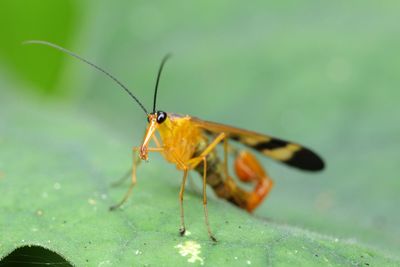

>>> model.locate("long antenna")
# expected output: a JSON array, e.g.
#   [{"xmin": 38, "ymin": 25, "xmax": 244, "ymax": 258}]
[
  {"xmin": 153, "ymin": 53, "xmax": 171, "ymax": 113},
  {"xmin": 23, "ymin": 40, "xmax": 149, "ymax": 115}
]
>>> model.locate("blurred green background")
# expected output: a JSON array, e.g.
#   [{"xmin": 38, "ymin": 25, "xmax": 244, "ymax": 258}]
[{"xmin": 1, "ymin": 0, "xmax": 399, "ymax": 265}]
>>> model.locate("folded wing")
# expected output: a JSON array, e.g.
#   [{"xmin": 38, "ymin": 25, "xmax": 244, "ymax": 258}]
[{"xmin": 191, "ymin": 116, "xmax": 324, "ymax": 171}]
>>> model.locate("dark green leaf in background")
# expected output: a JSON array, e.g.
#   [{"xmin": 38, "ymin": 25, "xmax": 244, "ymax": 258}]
[{"xmin": 0, "ymin": 0, "xmax": 82, "ymax": 95}]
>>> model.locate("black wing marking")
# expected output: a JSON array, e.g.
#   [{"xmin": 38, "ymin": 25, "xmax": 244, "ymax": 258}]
[{"xmin": 190, "ymin": 116, "xmax": 324, "ymax": 171}]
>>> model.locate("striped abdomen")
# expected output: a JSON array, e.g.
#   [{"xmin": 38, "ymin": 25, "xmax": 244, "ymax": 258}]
[{"xmin": 193, "ymin": 139, "xmax": 256, "ymax": 210}]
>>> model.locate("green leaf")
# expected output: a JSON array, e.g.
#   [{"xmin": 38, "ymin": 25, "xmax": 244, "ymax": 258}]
[
  {"xmin": 60, "ymin": 0, "xmax": 400, "ymax": 256},
  {"xmin": 0, "ymin": 85, "xmax": 398, "ymax": 266},
  {"xmin": 2, "ymin": 0, "xmax": 400, "ymax": 265}
]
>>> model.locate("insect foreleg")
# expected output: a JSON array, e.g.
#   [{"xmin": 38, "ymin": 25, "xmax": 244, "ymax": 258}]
[
  {"xmin": 110, "ymin": 168, "xmax": 132, "ymax": 187},
  {"xmin": 111, "ymin": 136, "xmax": 163, "ymax": 188},
  {"xmin": 109, "ymin": 146, "xmax": 163, "ymax": 211},
  {"xmin": 110, "ymin": 154, "xmax": 142, "ymax": 188},
  {"xmin": 110, "ymin": 136, "xmax": 163, "ymax": 188}
]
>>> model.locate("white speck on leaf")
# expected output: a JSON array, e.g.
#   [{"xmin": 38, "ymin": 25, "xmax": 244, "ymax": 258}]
[
  {"xmin": 175, "ymin": 241, "xmax": 204, "ymax": 265},
  {"xmin": 247, "ymin": 260, "xmax": 251, "ymax": 265},
  {"xmin": 97, "ymin": 260, "xmax": 111, "ymax": 267},
  {"xmin": 88, "ymin": 198, "xmax": 97, "ymax": 205},
  {"xmin": 185, "ymin": 231, "xmax": 191, "ymax": 236},
  {"xmin": 53, "ymin": 182, "xmax": 61, "ymax": 190}
]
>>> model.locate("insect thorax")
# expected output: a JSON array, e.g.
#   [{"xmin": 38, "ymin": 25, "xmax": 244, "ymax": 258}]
[{"xmin": 157, "ymin": 116, "xmax": 204, "ymax": 166}]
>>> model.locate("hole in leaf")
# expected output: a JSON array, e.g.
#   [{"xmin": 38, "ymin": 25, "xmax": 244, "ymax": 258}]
[{"xmin": 1, "ymin": 246, "xmax": 72, "ymax": 266}]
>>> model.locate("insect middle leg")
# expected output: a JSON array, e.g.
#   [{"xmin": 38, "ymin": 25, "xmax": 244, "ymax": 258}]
[
  {"xmin": 178, "ymin": 167, "xmax": 188, "ymax": 236},
  {"xmin": 186, "ymin": 132, "xmax": 226, "ymax": 242},
  {"xmin": 109, "ymin": 146, "xmax": 163, "ymax": 211}
]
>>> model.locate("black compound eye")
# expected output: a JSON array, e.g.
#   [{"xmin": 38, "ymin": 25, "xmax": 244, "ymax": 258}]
[{"xmin": 156, "ymin": 111, "xmax": 167, "ymax": 123}]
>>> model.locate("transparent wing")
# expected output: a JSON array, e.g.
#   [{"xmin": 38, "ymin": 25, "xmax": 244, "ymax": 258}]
[{"xmin": 190, "ymin": 116, "xmax": 324, "ymax": 171}]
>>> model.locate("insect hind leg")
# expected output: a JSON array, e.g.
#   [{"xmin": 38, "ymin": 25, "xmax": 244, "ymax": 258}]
[{"xmin": 234, "ymin": 150, "xmax": 274, "ymax": 212}]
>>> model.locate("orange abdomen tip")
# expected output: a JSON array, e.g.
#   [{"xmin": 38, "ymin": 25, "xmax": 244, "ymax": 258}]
[{"xmin": 234, "ymin": 151, "xmax": 266, "ymax": 183}]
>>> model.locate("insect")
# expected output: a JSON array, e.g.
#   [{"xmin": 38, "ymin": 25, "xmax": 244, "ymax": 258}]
[{"xmin": 25, "ymin": 40, "xmax": 325, "ymax": 242}]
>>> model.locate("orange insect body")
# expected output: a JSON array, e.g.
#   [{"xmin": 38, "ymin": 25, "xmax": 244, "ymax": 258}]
[
  {"xmin": 149, "ymin": 114, "xmax": 203, "ymax": 167},
  {"xmin": 141, "ymin": 113, "xmax": 273, "ymax": 214},
  {"xmin": 25, "ymin": 40, "xmax": 325, "ymax": 242}
]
